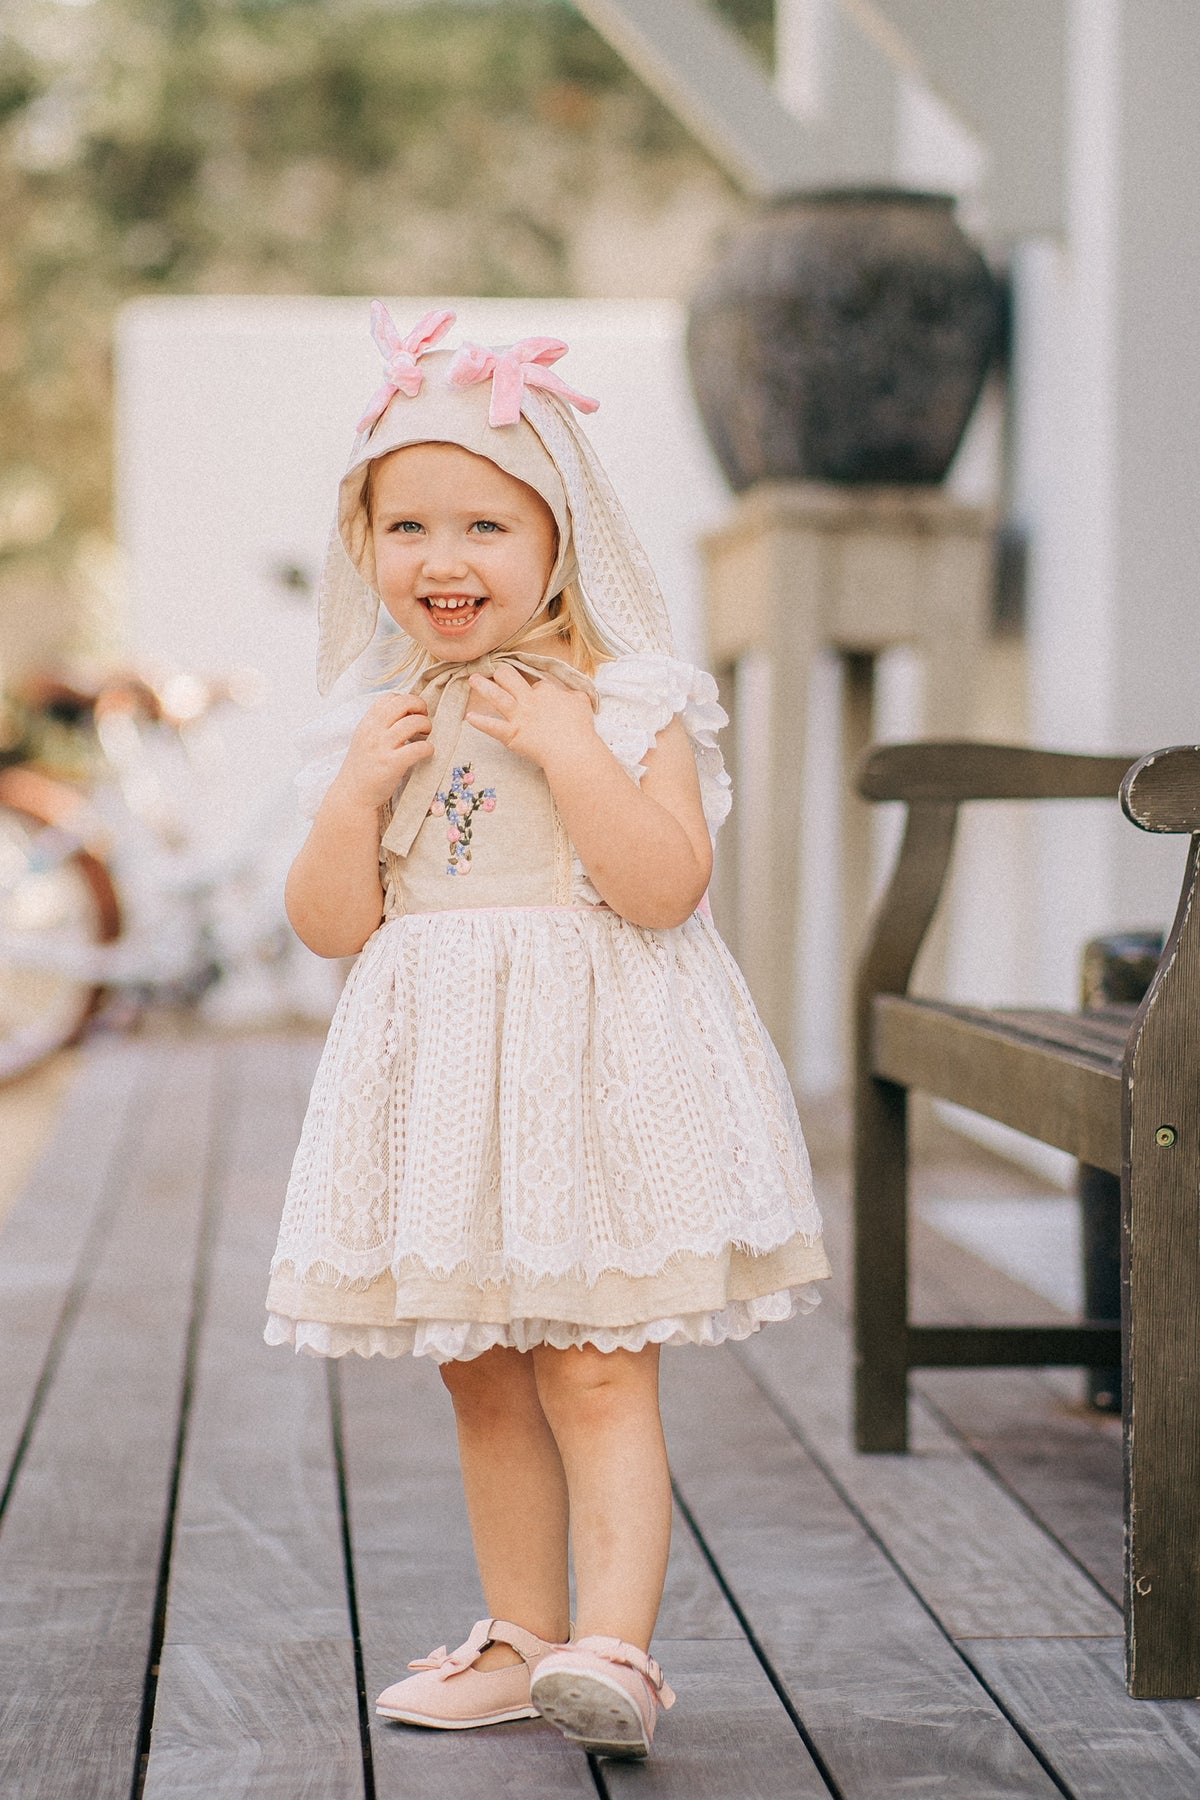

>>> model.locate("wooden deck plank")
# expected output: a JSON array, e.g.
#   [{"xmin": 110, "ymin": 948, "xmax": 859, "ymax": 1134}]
[
  {"xmin": 601, "ymin": 1640, "xmax": 828, "ymax": 1799},
  {"xmin": 661, "ymin": 1345, "xmax": 1058, "ymax": 1797},
  {"xmin": 740, "ymin": 1294, "xmax": 1119, "ymax": 1638},
  {"xmin": 0, "ymin": 1646, "xmax": 153, "ymax": 1800},
  {"xmin": 917, "ymin": 1368, "xmax": 1124, "ymax": 1606},
  {"xmin": 907, "ymin": 1204, "xmax": 1126, "ymax": 1604},
  {"xmin": 0, "ymin": 1040, "xmax": 145, "ymax": 1486},
  {"xmin": 823, "ymin": 1135, "xmax": 1128, "ymax": 1605},
  {"xmin": 651, "ymin": 1516, "xmax": 748, "ymax": 1643},
  {"xmin": 0, "ymin": 1038, "xmax": 220, "ymax": 1800},
  {"xmin": 141, "ymin": 1641, "xmax": 361, "ymax": 1800},
  {"xmin": 144, "ymin": 1035, "xmax": 363, "ymax": 1799},
  {"xmin": 964, "ymin": 1638, "xmax": 1200, "ymax": 1798},
  {"xmin": 149, "ymin": 1036, "xmax": 347, "ymax": 1646}
]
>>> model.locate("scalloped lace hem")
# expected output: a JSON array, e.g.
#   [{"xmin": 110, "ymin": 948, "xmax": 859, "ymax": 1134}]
[
  {"xmin": 270, "ymin": 1216, "xmax": 827, "ymax": 1294},
  {"xmin": 263, "ymin": 1282, "xmax": 820, "ymax": 1362}
]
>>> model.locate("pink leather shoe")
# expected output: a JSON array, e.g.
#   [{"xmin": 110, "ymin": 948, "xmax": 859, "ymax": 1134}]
[
  {"xmin": 375, "ymin": 1618, "xmax": 561, "ymax": 1729},
  {"xmin": 530, "ymin": 1635, "xmax": 675, "ymax": 1758}
]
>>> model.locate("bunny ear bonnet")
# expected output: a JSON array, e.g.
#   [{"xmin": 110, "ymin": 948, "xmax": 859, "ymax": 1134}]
[{"xmin": 315, "ymin": 302, "xmax": 676, "ymax": 694}]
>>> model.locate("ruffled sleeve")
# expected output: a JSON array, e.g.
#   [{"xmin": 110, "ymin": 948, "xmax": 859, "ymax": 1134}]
[
  {"xmin": 293, "ymin": 690, "xmax": 378, "ymax": 821},
  {"xmin": 592, "ymin": 653, "xmax": 732, "ymax": 839}
]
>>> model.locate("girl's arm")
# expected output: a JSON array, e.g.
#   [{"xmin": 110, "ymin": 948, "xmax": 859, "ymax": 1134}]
[
  {"xmin": 285, "ymin": 692, "xmax": 433, "ymax": 957},
  {"xmin": 466, "ymin": 669, "xmax": 712, "ymax": 930}
]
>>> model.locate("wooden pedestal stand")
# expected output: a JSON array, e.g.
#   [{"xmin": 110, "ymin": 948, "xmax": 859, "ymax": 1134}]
[{"xmin": 702, "ymin": 482, "xmax": 994, "ymax": 1072}]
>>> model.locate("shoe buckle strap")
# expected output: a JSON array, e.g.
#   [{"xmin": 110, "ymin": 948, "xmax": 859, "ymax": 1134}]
[
  {"xmin": 636, "ymin": 1653, "xmax": 675, "ymax": 1710},
  {"xmin": 486, "ymin": 1617, "xmax": 560, "ymax": 1665},
  {"xmin": 585, "ymin": 1637, "xmax": 676, "ymax": 1710}
]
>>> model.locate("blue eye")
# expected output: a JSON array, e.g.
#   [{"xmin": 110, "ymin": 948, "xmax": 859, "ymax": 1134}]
[
  {"xmin": 473, "ymin": 520, "xmax": 501, "ymax": 534},
  {"xmin": 388, "ymin": 520, "xmax": 423, "ymax": 533}
]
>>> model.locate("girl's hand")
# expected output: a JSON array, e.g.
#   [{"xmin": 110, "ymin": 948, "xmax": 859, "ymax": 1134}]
[
  {"xmin": 330, "ymin": 692, "xmax": 433, "ymax": 811},
  {"xmin": 464, "ymin": 666, "xmax": 595, "ymax": 770}
]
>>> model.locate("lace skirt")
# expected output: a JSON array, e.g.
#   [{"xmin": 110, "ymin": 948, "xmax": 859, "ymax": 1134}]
[{"xmin": 265, "ymin": 905, "xmax": 829, "ymax": 1361}]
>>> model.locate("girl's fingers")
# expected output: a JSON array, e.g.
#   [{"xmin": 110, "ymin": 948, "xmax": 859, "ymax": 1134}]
[
  {"xmin": 387, "ymin": 712, "xmax": 432, "ymax": 744},
  {"xmin": 374, "ymin": 691, "xmax": 428, "ymax": 724},
  {"xmin": 464, "ymin": 709, "xmax": 511, "ymax": 744},
  {"xmin": 488, "ymin": 664, "xmax": 533, "ymax": 698},
  {"xmin": 468, "ymin": 673, "xmax": 515, "ymax": 712}
]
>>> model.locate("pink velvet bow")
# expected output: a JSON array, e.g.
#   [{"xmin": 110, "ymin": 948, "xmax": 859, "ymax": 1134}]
[
  {"xmin": 447, "ymin": 337, "xmax": 599, "ymax": 427},
  {"xmin": 356, "ymin": 302, "xmax": 457, "ymax": 433}
]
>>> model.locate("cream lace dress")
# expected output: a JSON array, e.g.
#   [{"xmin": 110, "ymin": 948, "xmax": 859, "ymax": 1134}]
[{"xmin": 265, "ymin": 652, "xmax": 830, "ymax": 1360}]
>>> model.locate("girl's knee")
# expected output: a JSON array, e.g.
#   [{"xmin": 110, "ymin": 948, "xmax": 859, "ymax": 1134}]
[{"xmin": 532, "ymin": 1343, "xmax": 659, "ymax": 1431}]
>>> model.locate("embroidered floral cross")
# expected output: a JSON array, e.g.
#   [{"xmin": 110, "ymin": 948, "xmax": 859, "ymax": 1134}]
[{"xmin": 428, "ymin": 764, "xmax": 496, "ymax": 876}]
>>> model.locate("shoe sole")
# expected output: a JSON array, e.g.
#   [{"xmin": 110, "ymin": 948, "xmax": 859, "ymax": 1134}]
[
  {"xmin": 532, "ymin": 1669, "xmax": 651, "ymax": 1758},
  {"xmin": 375, "ymin": 1703, "xmax": 538, "ymax": 1728}
]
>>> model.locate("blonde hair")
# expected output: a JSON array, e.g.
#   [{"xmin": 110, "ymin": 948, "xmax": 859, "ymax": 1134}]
[{"xmin": 379, "ymin": 581, "xmax": 619, "ymax": 688}]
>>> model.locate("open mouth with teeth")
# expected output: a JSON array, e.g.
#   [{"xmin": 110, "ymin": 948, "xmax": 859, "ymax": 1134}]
[{"xmin": 421, "ymin": 594, "xmax": 488, "ymax": 634}]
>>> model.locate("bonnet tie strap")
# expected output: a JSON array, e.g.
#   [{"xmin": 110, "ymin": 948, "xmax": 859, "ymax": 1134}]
[
  {"xmin": 447, "ymin": 338, "xmax": 599, "ymax": 428},
  {"xmin": 356, "ymin": 303, "xmax": 457, "ymax": 434},
  {"xmin": 380, "ymin": 652, "xmax": 598, "ymax": 859}
]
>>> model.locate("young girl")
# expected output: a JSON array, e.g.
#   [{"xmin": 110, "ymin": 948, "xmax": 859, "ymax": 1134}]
[{"xmin": 266, "ymin": 304, "xmax": 829, "ymax": 1760}]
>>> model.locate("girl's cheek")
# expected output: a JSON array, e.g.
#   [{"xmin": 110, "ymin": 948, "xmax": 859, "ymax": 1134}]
[{"xmin": 376, "ymin": 543, "xmax": 415, "ymax": 586}]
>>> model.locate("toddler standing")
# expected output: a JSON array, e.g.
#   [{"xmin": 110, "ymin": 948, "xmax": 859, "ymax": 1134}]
[{"xmin": 266, "ymin": 305, "xmax": 830, "ymax": 1758}]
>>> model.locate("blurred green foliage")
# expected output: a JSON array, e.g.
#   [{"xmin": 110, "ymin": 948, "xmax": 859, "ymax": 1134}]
[{"xmin": 0, "ymin": 0, "xmax": 763, "ymax": 660}]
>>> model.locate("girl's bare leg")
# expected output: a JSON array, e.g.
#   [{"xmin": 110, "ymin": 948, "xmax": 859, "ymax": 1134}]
[
  {"xmin": 439, "ymin": 1346, "xmax": 572, "ymax": 1668},
  {"xmin": 531, "ymin": 1342, "xmax": 672, "ymax": 1650}
]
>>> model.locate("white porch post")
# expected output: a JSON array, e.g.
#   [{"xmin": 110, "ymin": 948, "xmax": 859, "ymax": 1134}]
[{"xmin": 1015, "ymin": 0, "xmax": 1200, "ymax": 1004}]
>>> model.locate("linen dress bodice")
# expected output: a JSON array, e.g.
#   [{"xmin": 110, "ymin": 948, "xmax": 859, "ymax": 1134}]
[
  {"xmin": 379, "ymin": 720, "xmax": 576, "ymax": 919},
  {"xmin": 295, "ymin": 652, "xmax": 736, "ymax": 914}
]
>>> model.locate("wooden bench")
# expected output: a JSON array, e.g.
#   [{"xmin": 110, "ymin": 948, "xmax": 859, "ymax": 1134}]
[{"xmin": 852, "ymin": 741, "xmax": 1200, "ymax": 1700}]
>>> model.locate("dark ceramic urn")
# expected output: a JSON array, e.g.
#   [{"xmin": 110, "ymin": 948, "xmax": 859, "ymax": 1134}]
[{"xmin": 686, "ymin": 189, "xmax": 1003, "ymax": 490}]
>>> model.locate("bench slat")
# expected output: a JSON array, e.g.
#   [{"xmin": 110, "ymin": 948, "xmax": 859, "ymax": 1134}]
[
  {"xmin": 994, "ymin": 1005, "xmax": 1135, "ymax": 1056},
  {"xmin": 888, "ymin": 1001, "xmax": 1133, "ymax": 1066},
  {"xmin": 871, "ymin": 996, "xmax": 1123, "ymax": 1173}
]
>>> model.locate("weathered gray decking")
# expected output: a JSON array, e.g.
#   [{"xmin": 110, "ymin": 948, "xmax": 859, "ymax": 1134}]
[{"xmin": 1, "ymin": 1030, "xmax": 1199, "ymax": 1798}]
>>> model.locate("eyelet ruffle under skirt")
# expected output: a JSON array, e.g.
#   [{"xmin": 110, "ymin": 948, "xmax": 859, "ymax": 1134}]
[{"xmin": 263, "ymin": 1281, "xmax": 820, "ymax": 1362}]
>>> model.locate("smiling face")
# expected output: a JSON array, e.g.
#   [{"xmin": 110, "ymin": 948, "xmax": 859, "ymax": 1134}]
[{"xmin": 369, "ymin": 441, "xmax": 560, "ymax": 661}]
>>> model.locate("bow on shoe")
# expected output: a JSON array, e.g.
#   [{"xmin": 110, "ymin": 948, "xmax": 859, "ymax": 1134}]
[
  {"xmin": 406, "ymin": 1618, "xmax": 495, "ymax": 1680},
  {"xmin": 447, "ymin": 337, "xmax": 599, "ymax": 427},
  {"xmin": 405, "ymin": 1643, "xmax": 478, "ymax": 1680},
  {"xmin": 357, "ymin": 302, "xmax": 457, "ymax": 433}
]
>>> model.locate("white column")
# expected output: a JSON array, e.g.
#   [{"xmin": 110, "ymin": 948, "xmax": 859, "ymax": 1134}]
[
  {"xmin": 775, "ymin": 0, "xmax": 833, "ymax": 119},
  {"xmin": 1015, "ymin": 0, "xmax": 1200, "ymax": 1005},
  {"xmin": 1108, "ymin": 2, "xmax": 1200, "ymax": 922}
]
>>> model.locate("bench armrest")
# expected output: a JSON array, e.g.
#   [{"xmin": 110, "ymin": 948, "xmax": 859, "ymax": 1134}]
[
  {"xmin": 856, "ymin": 739, "xmax": 1143, "ymax": 1009},
  {"xmin": 856, "ymin": 800, "xmax": 958, "ymax": 1004},
  {"xmin": 1121, "ymin": 746, "xmax": 1200, "ymax": 833},
  {"xmin": 858, "ymin": 741, "xmax": 1139, "ymax": 804}
]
